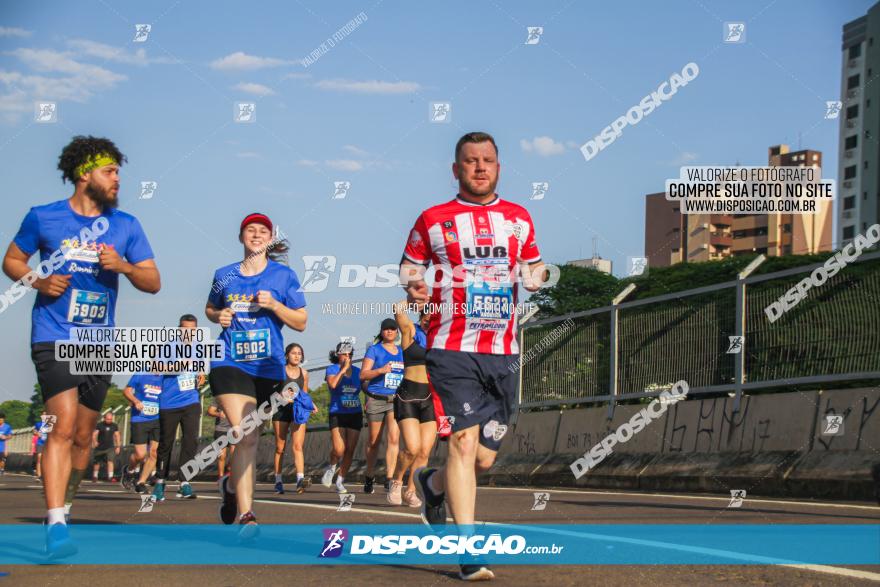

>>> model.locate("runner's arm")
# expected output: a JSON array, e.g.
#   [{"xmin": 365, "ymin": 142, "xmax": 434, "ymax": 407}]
[
  {"xmin": 92, "ymin": 429, "xmax": 99, "ymax": 448},
  {"xmin": 122, "ymin": 259, "xmax": 161, "ymax": 294},
  {"xmin": 206, "ymin": 404, "xmax": 222, "ymax": 418},
  {"xmin": 393, "ymin": 300, "xmax": 416, "ymax": 349},
  {"xmin": 302, "ymin": 369, "xmax": 310, "ymax": 391},
  {"xmin": 399, "ymin": 257, "xmax": 429, "ymax": 303},
  {"xmin": 270, "ymin": 304, "xmax": 307, "ymax": 332},
  {"xmin": 2, "ymin": 241, "xmax": 71, "ymax": 297},
  {"xmin": 521, "ymin": 261, "xmax": 547, "ymax": 292},
  {"xmin": 122, "ymin": 386, "xmax": 142, "ymax": 410},
  {"xmin": 360, "ymin": 357, "xmax": 390, "ymax": 380}
]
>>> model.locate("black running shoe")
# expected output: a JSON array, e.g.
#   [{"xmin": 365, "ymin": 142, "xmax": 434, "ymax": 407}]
[
  {"xmin": 218, "ymin": 474, "xmax": 237, "ymax": 525},
  {"xmin": 363, "ymin": 476, "xmax": 375, "ymax": 494},
  {"xmin": 459, "ymin": 564, "xmax": 495, "ymax": 581},
  {"xmin": 135, "ymin": 482, "xmax": 147, "ymax": 494},
  {"xmin": 414, "ymin": 467, "xmax": 446, "ymax": 527}
]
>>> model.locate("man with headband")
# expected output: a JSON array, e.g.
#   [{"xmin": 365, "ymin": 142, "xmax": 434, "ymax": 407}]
[{"xmin": 2, "ymin": 135, "xmax": 160, "ymax": 558}]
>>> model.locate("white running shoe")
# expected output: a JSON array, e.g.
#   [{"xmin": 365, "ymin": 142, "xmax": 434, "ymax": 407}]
[{"xmin": 321, "ymin": 466, "xmax": 336, "ymax": 488}]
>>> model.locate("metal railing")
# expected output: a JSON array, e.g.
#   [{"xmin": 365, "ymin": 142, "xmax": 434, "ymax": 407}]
[{"xmin": 518, "ymin": 251, "xmax": 880, "ymax": 415}]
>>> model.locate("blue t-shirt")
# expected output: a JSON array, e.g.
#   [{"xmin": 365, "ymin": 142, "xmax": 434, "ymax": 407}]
[
  {"xmin": 33, "ymin": 421, "xmax": 47, "ymax": 446},
  {"xmin": 293, "ymin": 390, "xmax": 315, "ymax": 425},
  {"xmin": 207, "ymin": 260, "xmax": 307, "ymax": 380},
  {"xmin": 160, "ymin": 373, "xmax": 200, "ymax": 410},
  {"xmin": 13, "ymin": 200, "xmax": 154, "ymax": 344},
  {"xmin": 326, "ymin": 364, "xmax": 362, "ymax": 414},
  {"xmin": 127, "ymin": 373, "xmax": 163, "ymax": 422},
  {"xmin": 0, "ymin": 423, "xmax": 12, "ymax": 452},
  {"xmin": 364, "ymin": 343, "xmax": 404, "ymax": 396}
]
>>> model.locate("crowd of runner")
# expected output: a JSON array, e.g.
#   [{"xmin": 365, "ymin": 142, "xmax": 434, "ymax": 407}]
[{"xmin": 2, "ymin": 131, "xmax": 547, "ymax": 581}]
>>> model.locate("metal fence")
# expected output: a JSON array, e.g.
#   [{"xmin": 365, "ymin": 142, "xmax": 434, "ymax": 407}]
[{"xmin": 518, "ymin": 251, "xmax": 880, "ymax": 415}]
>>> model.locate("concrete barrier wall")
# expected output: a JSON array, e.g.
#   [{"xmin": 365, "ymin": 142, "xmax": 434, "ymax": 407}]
[{"xmin": 7, "ymin": 388, "xmax": 880, "ymax": 500}]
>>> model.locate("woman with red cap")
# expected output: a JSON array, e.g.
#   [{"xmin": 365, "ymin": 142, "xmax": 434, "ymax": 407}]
[{"xmin": 205, "ymin": 212, "xmax": 307, "ymax": 540}]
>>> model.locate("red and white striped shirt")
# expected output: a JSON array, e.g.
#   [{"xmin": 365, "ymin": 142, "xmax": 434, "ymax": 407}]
[{"xmin": 402, "ymin": 196, "xmax": 542, "ymax": 355}]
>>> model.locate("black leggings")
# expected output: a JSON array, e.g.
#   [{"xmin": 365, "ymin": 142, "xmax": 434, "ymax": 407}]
[{"xmin": 156, "ymin": 402, "xmax": 201, "ymax": 481}]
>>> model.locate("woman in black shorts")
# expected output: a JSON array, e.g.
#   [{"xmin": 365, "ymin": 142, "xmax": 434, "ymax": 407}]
[
  {"xmin": 387, "ymin": 301, "xmax": 436, "ymax": 507},
  {"xmin": 205, "ymin": 212, "xmax": 307, "ymax": 540},
  {"xmin": 272, "ymin": 343, "xmax": 309, "ymax": 494},
  {"xmin": 320, "ymin": 343, "xmax": 362, "ymax": 494}
]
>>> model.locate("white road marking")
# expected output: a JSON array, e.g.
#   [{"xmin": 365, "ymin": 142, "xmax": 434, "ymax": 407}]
[{"xmin": 480, "ymin": 486, "xmax": 880, "ymax": 512}]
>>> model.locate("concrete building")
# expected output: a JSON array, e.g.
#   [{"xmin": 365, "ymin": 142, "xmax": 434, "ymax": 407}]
[
  {"xmin": 644, "ymin": 145, "xmax": 833, "ymax": 266},
  {"xmin": 838, "ymin": 5, "xmax": 879, "ymax": 246},
  {"xmin": 568, "ymin": 256, "xmax": 613, "ymax": 274}
]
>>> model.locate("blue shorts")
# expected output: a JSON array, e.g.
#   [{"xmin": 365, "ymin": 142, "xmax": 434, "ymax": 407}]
[{"xmin": 425, "ymin": 348, "xmax": 518, "ymax": 451}]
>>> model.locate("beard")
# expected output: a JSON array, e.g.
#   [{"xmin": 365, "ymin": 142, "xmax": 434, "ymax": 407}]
[
  {"xmin": 460, "ymin": 174, "xmax": 498, "ymax": 198},
  {"xmin": 85, "ymin": 182, "xmax": 118, "ymax": 209}
]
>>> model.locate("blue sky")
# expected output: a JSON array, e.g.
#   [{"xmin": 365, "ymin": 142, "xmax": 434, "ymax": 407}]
[{"xmin": 0, "ymin": 0, "xmax": 871, "ymax": 401}]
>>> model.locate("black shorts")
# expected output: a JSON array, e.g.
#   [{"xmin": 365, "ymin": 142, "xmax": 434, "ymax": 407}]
[
  {"xmin": 329, "ymin": 412, "xmax": 363, "ymax": 431},
  {"xmin": 208, "ymin": 366, "xmax": 281, "ymax": 405},
  {"xmin": 394, "ymin": 380, "xmax": 435, "ymax": 424},
  {"xmin": 131, "ymin": 420, "xmax": 160, "ymax": 445},
  {"xmin": 32, "ymin": 342, "xmax": 112, "ymax": 412},
  {"xmin": 425, "ymin": 348, "xmax": 518, "ymax": 451},
  {"xmin": 213, "ymin": 429, "xmax": 230, "ymax": 441},
  {"xmin": 272, "ymin": 402, "xmax": 293, "ymax": 422},
  {"xmin": 93, "ymin": 448, "xmax": 115, "ymax": 463}
]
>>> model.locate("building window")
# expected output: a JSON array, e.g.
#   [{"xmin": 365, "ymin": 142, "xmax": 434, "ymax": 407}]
[
  {"xmin": 851, "ymin": 44, "xmax": 862, "ymax": 58},
  {"xmin": 733, "ymin": 230, "xmax": 746, "ymax": 238},
  {"xmin": 782, "ymin": 245, "xmax": 792, "ymax": 255},
  {"xmin": 845, "ymin": 135, "xmax": 858, "ymax": 149},
  {"xmin": 755, "ymin": 227, "xmax": 768, "ymax": 237},
  {"xmin": 843, "ymin": 225, "xmax": 855, "ymax": 239},
  {"xmin": 813, "ymin": 154, "xmax": 819, "ymax": 161},
  {"xmin": 844, "ymin": 195, "xmax": 856, "ymax": 210},
  {"xmin": 848, "ymin": 74, "xmax": 861, "ymax": 89},
  {"xmin": 782, "ymin": 223, "xmax": 792, "ymax": 233},
  {"xmin": 755, "ymin": 247, "xmax": 768, "ymax": 254},
  {"xmin": 847, "ymin": 104, "xmax": 859, "ymax": 119},
  {"xmin": 845, "ymin": 165, "xmax": 857, "ymax": 179}
]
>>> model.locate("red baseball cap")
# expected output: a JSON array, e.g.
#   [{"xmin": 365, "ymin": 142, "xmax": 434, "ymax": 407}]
[{"xmin": 240, "ymin": 212, "xmax": 273, "ymax": 233}]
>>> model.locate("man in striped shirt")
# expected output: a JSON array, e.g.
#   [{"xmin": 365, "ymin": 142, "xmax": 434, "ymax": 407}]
[{"xmin": 401, "ymin": 131, "xmax": 547, "ymax": 582}]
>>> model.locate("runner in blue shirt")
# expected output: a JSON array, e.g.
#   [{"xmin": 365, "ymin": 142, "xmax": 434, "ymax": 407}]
[
  {"xmin": 2, "ymin": 136, "xmax": 160, "ymax": 558},
  {"xmin": 121, "ymin": 372, "xmax": 162, "ymax": 493},
  {"xmin": 359, "ymin": 319, "xmax": 404, "ymax": 494},
  {"xmin": 320, "ymin": 342, "xmax": 362, "ymax": 494},
  {"xmin": 32, "ymin": 411, "xmax": 49, "ymax": 480},
  {"xmin": 151, "ymin": 314, "xmax": 204, "ymax": 502},
  {"xmin": 206, "ymin": 212, "xmax": 306, "ymax": 540},
  {"xmin": 0, "ymin": 413, "xmax": 12, "ymax": 476}
]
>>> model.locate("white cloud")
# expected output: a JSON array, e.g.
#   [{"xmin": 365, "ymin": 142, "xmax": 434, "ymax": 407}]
[
  {"xmin": 670, "ymin": 152, "xmax": 699, "ymax": 165},
  {"xmin": 314, "ymin": 79, "xmax": 421, "ymax": 94},
  {"xmin": 0, "ymin": 27, "xmax": 31, "ymax": 38},
  {"xmin": 520, "ymin": 136, "xmax": 567, "ymax": 157},
  {"xmin": 66, "ymin": 39, "xmax": 176, "ymax": 66},
  {"xmin": 296, "ymin": 159, "xmax": 319, "ymax": 167},
  {"xmin": 236, "ymin": 152, "xmax": 260, "ymax": 159},
  {"xmin": 210, "ymin": 52, "xmax": 293, "ymax": 71},
  {"xmin": 342, "ymin": 145, "xmax": 369, "ymax": 157},
  {"xmin": 281, "ymin": 72, "xmax": 311, "ymax": 81},
  {"xmin": 325, "ymin": 159, "xmax": 364, "ymax": 171},
  {"xmin": 233, "ymin": 82, "xmax": 275, "ymax": 96},
  {"xmin": 0, "ymin": 48, "xmax": 129, "ymax": 123}
]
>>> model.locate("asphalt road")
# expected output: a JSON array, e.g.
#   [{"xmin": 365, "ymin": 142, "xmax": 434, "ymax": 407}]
[{"xmin": 2, "ymin": 473, "xmax": 879, "ymax": 586}]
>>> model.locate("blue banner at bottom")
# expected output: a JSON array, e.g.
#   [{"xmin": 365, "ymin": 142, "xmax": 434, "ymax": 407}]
[{"xmin": 1, "ymin": 524, "xmax": 878, "ymax": 565}]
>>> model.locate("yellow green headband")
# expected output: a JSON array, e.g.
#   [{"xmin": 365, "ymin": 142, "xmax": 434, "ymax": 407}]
[{"xmin": 75, "ymin": 153, "xmax": 118, "ymax": 178}]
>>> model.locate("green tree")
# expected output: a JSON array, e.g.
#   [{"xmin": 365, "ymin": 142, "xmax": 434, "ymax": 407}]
[
  {"xmin": 27, "ymin": 384, "xmax": 44, "ymax": 425},
  {"xmin": 0, "ymin": 400, "xmax": 31, "ymax": 429},
  {"xmin": 530, "ymin": 264, "xmax": 621, "ymax": 316}
]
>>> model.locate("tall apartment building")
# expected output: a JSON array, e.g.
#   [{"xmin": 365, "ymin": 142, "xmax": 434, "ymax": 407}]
[
  {"xmin": 839, "ymin": 5, "xmax": 879, "ymax": 245},
  {"xmin": 644, "ymin": 145, "xmax": 833, "ymax": 266}
]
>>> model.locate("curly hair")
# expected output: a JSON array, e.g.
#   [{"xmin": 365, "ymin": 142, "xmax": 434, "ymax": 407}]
[{"xmin": 57, "ymin": 135, "xmax": 127, "ymax": 184}]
